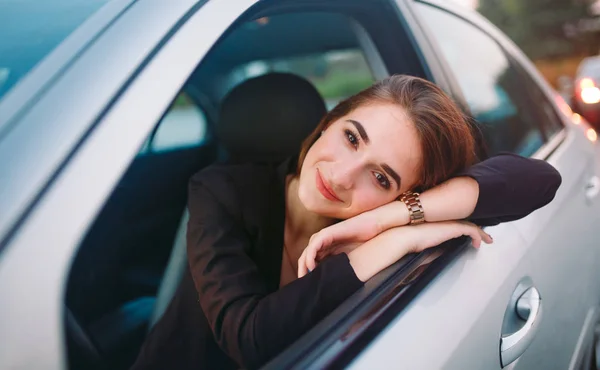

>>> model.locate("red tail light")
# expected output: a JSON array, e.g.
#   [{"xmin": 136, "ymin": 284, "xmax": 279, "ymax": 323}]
[{"xmin": 579, "ymin": 78, "xmax": 600, "ymax": 104}]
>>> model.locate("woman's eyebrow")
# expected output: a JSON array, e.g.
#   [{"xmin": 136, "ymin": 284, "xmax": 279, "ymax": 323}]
[
  {"xmin": 347, "ymin": 119, "xmax": 370, "ymax": 144},
  {"xmin": 346, "ymin": 119, "xmax": 400, "ymax": 188},
  {"xmin": 381, "ymin": 164, "xmax": 401, "ymax": 190}
]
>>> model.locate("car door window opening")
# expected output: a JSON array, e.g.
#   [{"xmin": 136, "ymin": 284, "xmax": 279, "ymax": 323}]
[{"xmin": 63, "ymin": 5, "xmax": 406, "ymax": 370}]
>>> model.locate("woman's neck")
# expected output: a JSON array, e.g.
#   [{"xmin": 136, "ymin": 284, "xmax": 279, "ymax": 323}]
[{"xmin": 284, "ymin": 175, "xmax": 335, "ymax": 253}]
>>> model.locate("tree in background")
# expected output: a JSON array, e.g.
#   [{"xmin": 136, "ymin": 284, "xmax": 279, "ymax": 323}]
[{"xmin": 478, "ymin": 0, "xmax": 596, "ymax": 60}]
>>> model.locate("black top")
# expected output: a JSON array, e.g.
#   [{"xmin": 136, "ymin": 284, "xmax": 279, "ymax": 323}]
[{"xmin": 131, "ymin": 153, "xmax": 561, "ymax": 370}]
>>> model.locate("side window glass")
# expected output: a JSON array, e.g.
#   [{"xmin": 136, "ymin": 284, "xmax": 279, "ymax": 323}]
[
  {"xmin": 229, "ymin": 49, "xmax": 375, "ymax": 110},
  {"xmin": 415, "ymin": 4, "xmax": 545, "ymax": 157},
  {"xmin": 140, "ymin": 92, "xmax": 208, "ymax": 154},
  {"xmin": 520, "ymin": 72, "xmax": 564, "ymax": 138}
]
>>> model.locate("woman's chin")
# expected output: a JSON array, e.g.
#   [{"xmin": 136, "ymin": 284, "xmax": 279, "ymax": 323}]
[
  {"xmin": 298, "ymin": 186, "xmax": 354, "ymax": 219},
  {"xmin": 301, "ymin": 198, "xmax": 352, "ymax": 219},
  {"xmin": 299, "ymin": 193, "xmax": 337, "ymax": 218}
]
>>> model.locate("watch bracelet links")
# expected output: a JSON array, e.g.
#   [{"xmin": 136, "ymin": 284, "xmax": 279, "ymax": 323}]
[{"xmin": 399, "ymin": 191, "xmax": 426, "ymax": 225}]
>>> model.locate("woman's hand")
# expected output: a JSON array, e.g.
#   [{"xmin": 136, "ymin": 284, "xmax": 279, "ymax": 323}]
[
  {"xmin": 345, "ymin": 221, "xmax": 492, "ymax": 282},
  {"xmin": 298, "ymin": 202, "xmax": 410, "ymax": 275},
  {"xmin": 298, "ymin": 240, "xmax": 363, "ymax": 278},
  {"xmin": 400, "ymin": 220, "xmax": 492, "ymax": 253},
  {"xmin": 298, "ymin": 176, "xmax": 483, "ymax": 277}
]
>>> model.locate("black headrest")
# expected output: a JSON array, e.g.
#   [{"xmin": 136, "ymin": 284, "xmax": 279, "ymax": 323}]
[{"xmin": 217, "ymin": 73, "xmax": 327, "ymax": 163}]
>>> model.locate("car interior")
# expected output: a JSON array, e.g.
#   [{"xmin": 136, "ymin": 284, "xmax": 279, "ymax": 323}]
[{"xmin": 63, "ymin": 8, "xmax": 401, "ymax": 370}]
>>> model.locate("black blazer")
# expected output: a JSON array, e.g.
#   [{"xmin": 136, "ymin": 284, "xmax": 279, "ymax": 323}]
[{"xmin": 132, "ymin": 153, "xmax": 561, "ymax": 370}]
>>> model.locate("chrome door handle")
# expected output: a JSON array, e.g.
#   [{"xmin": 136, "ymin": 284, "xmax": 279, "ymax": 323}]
[
  {"xmin": 585, "ymin": 176, "xmax": 600, "ymax": 200},
  {"xmin": 500, "ymin": 287, "xmax": 542, "ymax": 367}
]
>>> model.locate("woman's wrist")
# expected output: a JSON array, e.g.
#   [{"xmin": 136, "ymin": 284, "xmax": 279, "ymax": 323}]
[
  {"xmin": 419, "ymin": 176, "xmax": 479, "ymax": 222},
  {"xmin": 399, "ymin": 191, "xmax": 426, "ymax": 225},
  {"xmin": 375, "ymin": 201, "xmax": 411, "ymax": 231}
]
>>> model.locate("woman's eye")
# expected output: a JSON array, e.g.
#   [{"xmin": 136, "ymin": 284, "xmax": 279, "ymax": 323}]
[
  {"xmin": 345, "ymin": 129, "xmax": 359, "ymax": 148},
  {"xmin": 374, "ymin": 172, "xmax": 391, "ymax": 189}
]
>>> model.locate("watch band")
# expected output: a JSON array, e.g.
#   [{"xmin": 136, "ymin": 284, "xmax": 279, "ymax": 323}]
[{"xmin": 399, "ymin": 191, "xmax": 426, "ymax": 225}]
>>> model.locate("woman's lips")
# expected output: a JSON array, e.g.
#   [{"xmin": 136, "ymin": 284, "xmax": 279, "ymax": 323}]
[{"xmin": 316, "ymin": 169, "xmax": 342, "ymax": 202}]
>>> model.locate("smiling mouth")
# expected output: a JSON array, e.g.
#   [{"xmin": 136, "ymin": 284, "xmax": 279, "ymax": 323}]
[{"xmin": 316, "ymin": 168, "xmax": 342, "ymax": 202}]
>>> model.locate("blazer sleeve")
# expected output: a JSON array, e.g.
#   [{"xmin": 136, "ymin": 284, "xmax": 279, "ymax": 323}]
[
  {"xmin": 186, "ymin": 173, "xmax": 364, "ymax": 369},
  {"xmin": 457, "ymin": 152, "xmax": 562, "ymax": 226}
]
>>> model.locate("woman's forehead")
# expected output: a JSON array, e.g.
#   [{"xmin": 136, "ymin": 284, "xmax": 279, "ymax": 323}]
[{"xmin": 346, "ymin": 104, "xmax": 420, "ymax": 151}]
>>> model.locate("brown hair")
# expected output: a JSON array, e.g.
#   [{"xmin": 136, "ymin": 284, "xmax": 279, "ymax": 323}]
[{"xmin": 297, "ymin": 75, "xmax": 478, "ymax": 191}]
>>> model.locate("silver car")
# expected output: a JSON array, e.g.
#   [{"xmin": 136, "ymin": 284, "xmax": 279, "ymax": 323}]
[{"xmin": 1, "ymin": 1, "xmax": 600, "ymax": 369}]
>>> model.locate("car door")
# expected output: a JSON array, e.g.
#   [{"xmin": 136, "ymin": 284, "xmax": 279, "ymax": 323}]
[
  {"xmin": 348, "ymin": 2, "xmax": 600, "ymax": 370},
  {"xmin": 0, "ymin": 1, "xmax": 258, "ymax": 369}
]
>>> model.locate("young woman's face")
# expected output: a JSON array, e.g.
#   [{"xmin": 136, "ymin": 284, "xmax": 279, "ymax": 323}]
[{"xmin": 298, "ymin": 103, "xmax": 423, "ymax": 219}]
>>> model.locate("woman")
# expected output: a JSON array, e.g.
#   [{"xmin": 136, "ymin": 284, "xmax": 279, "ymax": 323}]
[{"xmin": 132, "ymin": 75, "xmax": 561, "ymax": 370}]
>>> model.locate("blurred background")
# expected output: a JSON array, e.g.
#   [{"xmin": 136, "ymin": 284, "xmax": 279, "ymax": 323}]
[
  {"xmin": 452, "ymin": 0, "xmax": 600, "ymax": 125},
  {"xmin": 452, "ymin": 0, "xmax": 599, "ymax": 85}
]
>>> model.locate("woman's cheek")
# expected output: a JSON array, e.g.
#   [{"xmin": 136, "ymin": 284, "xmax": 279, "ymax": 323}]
[{"xmin": 351, "ymin": 188, "xmax": 387, "ymax": 214}]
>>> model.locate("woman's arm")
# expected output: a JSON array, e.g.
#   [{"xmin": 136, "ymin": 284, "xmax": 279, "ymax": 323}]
[
  {"xmin": 299, "ymin": 153, "xmax": 561, "ymax": 273},
  {"xmin": 372, "ymin": 175, "xmax": 478, "ymax": 229},
  {"xmin": 347, "ymin": 221, "xmax": 491, "ymax": 282},
  {"xmin": 187, "ymin": 172, "xmax": 363, "ymax": 369},
  {"xmin": 377, "ymin": 152, "xmax": 562, "ymax": 228}
]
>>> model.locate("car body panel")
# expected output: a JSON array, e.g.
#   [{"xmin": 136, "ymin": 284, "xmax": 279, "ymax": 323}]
[
  {"xmin": 0, "ymin": 0, "xmax": 203, "ymax": 248},
  {"xmin": 0, "ymin": 0, "xmax": 135, "ymax": 134},
  {"xmin": 0, "ymin": 0, "xmax": 257, "ymax": 368}
]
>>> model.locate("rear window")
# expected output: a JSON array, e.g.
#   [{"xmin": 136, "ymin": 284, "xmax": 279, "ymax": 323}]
[
  {"xmin": 229, "ymin": 50, "xmax": 375, "ymax": 110},
  {"xmin": 0, "ymin": 0, "xmax": 109, "ymax": 100}
]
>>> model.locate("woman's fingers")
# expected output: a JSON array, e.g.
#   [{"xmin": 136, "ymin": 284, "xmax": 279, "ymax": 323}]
[
  {"xmin": 305, "ymin": 229, "xmax": 338, "ymax": 271},
  {"xmin": 480, "ymin": 228, "xmax": 493, "ymax": 244},
  {"xmin": 305, "ymin": 236, "xmax": 323, "ymax": 272},
  {"xmin": 298, "ymin": 248, "xmax": 308, "ymax": 278},
  {"xmin": 459, "ymin": 222, "xmax": 492, "ymax": 248}
]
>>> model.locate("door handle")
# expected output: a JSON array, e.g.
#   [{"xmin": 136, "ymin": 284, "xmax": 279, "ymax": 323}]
[
  {"xmin": 585, "ymin": 175, "xmax": 600, "ymax": 200},
  {"xmin": 500, "ymin": 287, "xmax": 542, "ymax": 367}
]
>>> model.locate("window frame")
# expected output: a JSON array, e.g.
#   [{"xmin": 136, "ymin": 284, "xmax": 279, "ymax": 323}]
[{"xmin": 139, "ymin": 91, "xmax": 211, "ymax": 155}]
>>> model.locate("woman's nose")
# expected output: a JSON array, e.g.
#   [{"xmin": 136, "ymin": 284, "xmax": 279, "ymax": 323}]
[{"xmin": 331, "ymin": 161, "xmax": 361, "ymax": 190}]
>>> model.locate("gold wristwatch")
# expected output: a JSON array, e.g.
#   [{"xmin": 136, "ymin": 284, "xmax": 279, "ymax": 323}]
[{"xmin": 399, "ymin": 191, "xmax": 426, "ymax": 225}]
